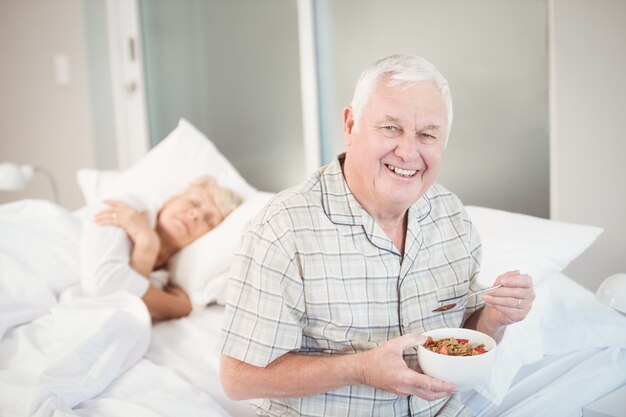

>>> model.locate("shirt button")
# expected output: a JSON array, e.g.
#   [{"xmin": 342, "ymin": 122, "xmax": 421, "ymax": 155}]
[{"xmin": 402, "ymin": 319, "xmax": 410, "ymax": 328}]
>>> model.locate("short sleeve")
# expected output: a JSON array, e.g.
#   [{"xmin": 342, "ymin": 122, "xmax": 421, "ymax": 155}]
[{"xmin": 220, "ymin": 211, "xmax": 305, "ymax": 367}]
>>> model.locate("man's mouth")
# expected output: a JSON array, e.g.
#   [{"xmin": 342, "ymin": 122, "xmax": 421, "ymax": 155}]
[{"xmin": 386, "ymin": 164, "xmax": 418, "ymax": 178}]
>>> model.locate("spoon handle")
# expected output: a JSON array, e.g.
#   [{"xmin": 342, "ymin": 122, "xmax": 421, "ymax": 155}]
[{"xmin": 470, "ymin": 284, "xmax": 503, "ymax": 297}]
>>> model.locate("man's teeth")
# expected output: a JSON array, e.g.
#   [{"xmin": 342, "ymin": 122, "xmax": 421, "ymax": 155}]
[{"xmin": 387, "ymin": 164, "xmax": 417, "ymax": 177}]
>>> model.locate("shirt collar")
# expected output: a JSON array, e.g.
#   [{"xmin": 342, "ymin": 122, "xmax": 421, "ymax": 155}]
[
  {"xmin": 320, "ymin": 152, "xmax": 433, "ymax": 236},
  {"xmin": 320, "ymin": 153, "xmax": 365, "ymax": 226}
]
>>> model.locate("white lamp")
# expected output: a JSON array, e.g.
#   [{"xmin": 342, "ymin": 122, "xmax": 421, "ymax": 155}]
[
  {"xmin": 0, "ymin": 162, "xmax": 59, "ymax": 203},
  {"xmin": 596, "ymin": 273, "xmax": 626, "ymax": 315}
]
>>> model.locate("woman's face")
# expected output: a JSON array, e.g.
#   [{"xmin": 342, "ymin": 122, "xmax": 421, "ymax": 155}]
[{"xmin": 157, "ymin": 186, "xmax": 224, "ymax": 250}]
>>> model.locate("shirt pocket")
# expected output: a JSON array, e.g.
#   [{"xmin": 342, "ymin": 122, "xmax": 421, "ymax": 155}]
[{"xmin": 434, "ymin": 281, "xmax": 469, "ymax": 314}]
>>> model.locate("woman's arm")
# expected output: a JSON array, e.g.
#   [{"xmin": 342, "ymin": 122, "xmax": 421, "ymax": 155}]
[
  {"xmin": 142, "ymin": 284, "xmax": 192, "ymax": 321},
  {"xmin": 83, "ymin": 197, "xmax": 192, "ymax": 320},
  {"xmin": 127, "ymin": 235, "xmax": 160, "ymax": 278},
  {"xmin": 81, "ymin": 203, "xmax": 150, "ymax": 297},
  {"xmin": 93, "ymin": 199, "xmax": 160, "ymax": 278},
  {"xmin": 94, "ymin": 200, "xmax": 192, "ymax": 319}
]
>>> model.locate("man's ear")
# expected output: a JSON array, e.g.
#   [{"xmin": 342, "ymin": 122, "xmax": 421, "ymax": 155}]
[{"xmin": 343, "ymin": 106, "xmax": 355, "ymax": 146}]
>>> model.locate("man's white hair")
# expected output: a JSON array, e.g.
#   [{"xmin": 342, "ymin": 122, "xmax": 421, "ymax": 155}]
[{"xmin": 350, "ymin": 54, "xmax": 453, "ymax": 146}]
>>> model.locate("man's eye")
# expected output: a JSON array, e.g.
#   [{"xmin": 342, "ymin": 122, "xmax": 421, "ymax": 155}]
[
  {"xmin": 420, "ymin": 133, "xmax": 438, "ymax": 144},
  {"xmin": 380, "ymin": 125, "xmax": 401, "ymax": 137}
]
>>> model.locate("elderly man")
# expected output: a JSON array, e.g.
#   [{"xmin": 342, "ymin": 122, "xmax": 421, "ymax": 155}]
[{"xmin": 220, "ymin": 54, "xmax": 534, "ymax": 416}]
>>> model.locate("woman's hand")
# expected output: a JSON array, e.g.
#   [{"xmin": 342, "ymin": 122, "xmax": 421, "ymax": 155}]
[
  {"xmin": 94, "ymin": 200, "xmax": 160, "ymax": 277},
  {"xmin": 94, "ymin": 200, "xmax": 158, "ymax": 247}
]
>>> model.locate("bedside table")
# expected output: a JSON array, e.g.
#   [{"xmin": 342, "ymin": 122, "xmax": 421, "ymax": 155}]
[{"xmin": 582, "ymin": 384, "xmax": 626, "ymax": 417}]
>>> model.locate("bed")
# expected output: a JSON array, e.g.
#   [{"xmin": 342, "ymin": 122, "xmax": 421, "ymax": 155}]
[{"xmin": 1, "ymin": 119, "xmax": 624, "ymax": 417}]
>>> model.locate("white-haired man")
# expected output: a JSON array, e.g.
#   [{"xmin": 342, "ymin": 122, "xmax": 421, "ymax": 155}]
[{"xmin": 220, "ymin": 54, "xmax": 534, "ymax": 416}]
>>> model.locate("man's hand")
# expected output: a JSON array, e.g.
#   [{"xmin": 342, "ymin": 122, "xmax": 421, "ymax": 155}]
[
  {"xmin": 357, "ymin": 333, "xmax": 457, "ymax": 401},
  {"xmin": 477, "ymin": 270, "xmax": 535, "ymax": 337}
]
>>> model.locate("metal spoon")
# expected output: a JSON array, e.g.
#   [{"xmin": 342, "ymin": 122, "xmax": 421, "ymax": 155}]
[{"xmin": 432, "ymin": 284, "xmax": 503, "ymax": 312}]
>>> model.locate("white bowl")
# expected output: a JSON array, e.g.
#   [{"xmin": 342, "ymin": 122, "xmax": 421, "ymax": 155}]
[{"xmin": 417, "ymin": 328, "xmax": 497, "ymax": 391}]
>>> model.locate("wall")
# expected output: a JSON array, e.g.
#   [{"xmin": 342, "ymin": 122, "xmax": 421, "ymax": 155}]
[
  {"xmin": 0, "ymin": 0, "xmax": 95, "ymax": 209},
  {"xmin": 140, "ymin": 0, "xmax": 306, "ymax": 192},
  {"xmin": 315, "ymin": 0, "xmax": 550, "ymax": 219},
  {"xmin": 551, "ymin": 0, "xmax": 626, "ymax": 290},
  {"xmin": 84, "ymin": 0, "xmax": 118, "ymax": 170}
]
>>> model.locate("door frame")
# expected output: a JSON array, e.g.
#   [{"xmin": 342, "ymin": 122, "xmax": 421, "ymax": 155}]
[{"xmin": 106, "ymin": 0, "xmax": 150, "ymax": 169}]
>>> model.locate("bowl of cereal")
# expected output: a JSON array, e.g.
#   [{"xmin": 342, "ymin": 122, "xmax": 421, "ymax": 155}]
[{"xmin": 416, "ymin": 328, "xmax": 497, "ymax": 391}]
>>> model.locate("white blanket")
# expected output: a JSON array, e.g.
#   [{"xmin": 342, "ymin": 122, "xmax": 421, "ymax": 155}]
[
  {"xmin": 0, "ymin": 200, "xmax": 81, "ymax": 339},
  {"xmin": 0, "ymin": 200, "xmax": 230, "ymax": 417}
]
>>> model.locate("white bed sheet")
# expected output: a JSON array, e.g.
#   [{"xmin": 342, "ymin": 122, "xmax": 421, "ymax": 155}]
[
  {"xmin": 460, "ymin": 348, "xmax": 626, "ymax": 416},
  {"xmin": 148, "ymin": 306, "xmax": 256, "ymax": 417}
]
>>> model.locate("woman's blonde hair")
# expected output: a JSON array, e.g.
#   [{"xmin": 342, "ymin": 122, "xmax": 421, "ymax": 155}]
[{"xmin": 187, "ymin": 176, "xmax": 243, "ymax": 219}]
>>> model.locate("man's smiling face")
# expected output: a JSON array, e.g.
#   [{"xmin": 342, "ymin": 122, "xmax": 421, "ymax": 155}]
[{"xmin": 343, "ymin": 78, "xmax": 448, "ymax": 215}]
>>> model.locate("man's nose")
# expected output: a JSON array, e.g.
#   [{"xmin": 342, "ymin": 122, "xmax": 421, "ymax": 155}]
[{"xmin": 394, "ymin": 133, "xmax": 422, "ymax": 161}]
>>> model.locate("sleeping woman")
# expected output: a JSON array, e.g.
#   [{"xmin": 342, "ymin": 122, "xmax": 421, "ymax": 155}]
[{"xmin": 80, "ymin": 176, "xmax": 242, "ymax": 321}]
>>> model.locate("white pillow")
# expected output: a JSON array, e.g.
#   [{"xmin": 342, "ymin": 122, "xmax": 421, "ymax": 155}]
[
  {"xmin": 76, "ymin": 169, "xmax": 122, "ymax": 205},
  {"xmin": 77, "ymin": 119, "xmax": 256, "ymax": 207},
  {"xmin": 75, "ymin": 118, "xmax": 260, "ymax": 305},
  {"xmin": 465, "ymin": 206, "xmax": 603, "ymax": 287},
  {"xmin": 168, "ymin": 192, "xmax": 274, "ymax": 308},
  {"xmin": 85, "ymin": 119, "xmax": 257, "ymax": 208}
]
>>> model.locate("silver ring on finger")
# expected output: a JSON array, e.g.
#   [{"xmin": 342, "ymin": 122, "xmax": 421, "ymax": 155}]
[{"xmin": 517, "ymin": 298, "xmax": 521, "ymax": 308}]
